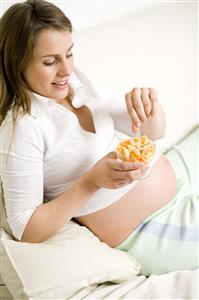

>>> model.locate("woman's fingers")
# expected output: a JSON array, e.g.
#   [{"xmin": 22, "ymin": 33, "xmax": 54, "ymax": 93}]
[
  {"xmin": 110, "ymin": 157, "xmax": 148, "ymax": 180},
  {"xmin": 132, "ymin": 122, "xmax": 140, "ymax": 133},
  {"xmin": 129, "ymin": 106, "xmax": 141, "ymax": 128},
  {"xmin": 125, "ymin": 87, "xmax": 158, "ymax": 130},
  {"xmin": 112, "ymin": 166, "xmax": 148, "ymax": 180},
  {"xmin": 149, "ymin": 88, "xmax": 158, "ymax": 117},
  {"xmin": 110, "ymin": 158, "xmax": 144, "ymax": 171},
  {"xmin": 125, "ymin": 89, "xmax": 146, "ymax": 124},
  {"xmin": 141, "ymin": 88, "xmax": 152, "ymax": 117},
  {"xmin": 125, "ymin": 94, "xmax": 140, "ymax": 129},
  {"xmin": 91, "ymin": 152, "xmax": 150, "ymax": 189},
  {"xmin": 132, "ymin": 88, "xmax": 148, "ymax": 122}
]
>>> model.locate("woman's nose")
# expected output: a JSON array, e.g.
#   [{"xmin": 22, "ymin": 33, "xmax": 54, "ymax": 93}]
[{"xmin": 57, "ymin": 61, "xmax": 72, "ymax": 77}]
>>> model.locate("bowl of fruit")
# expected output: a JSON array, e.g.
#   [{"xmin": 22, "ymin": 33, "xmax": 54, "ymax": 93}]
[{"xmin": 116, "ymin": 135, "xmax": 155, "ymax": 164}]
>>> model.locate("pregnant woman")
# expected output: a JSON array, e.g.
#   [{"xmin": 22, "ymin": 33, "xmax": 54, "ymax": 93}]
[{"xmin": 0, "ymin": 0, "xmax": 198, "ymax": 275}]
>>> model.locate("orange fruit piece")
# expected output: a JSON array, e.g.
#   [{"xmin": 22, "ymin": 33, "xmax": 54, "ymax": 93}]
[{"xmin": 116, "ymin": 135, "xmax": 155, "ymax": 164}]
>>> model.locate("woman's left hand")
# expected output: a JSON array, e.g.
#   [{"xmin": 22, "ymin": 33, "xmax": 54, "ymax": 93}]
[{"xmin": 125, "ymin": 87, "xmax": 158, "ymax": 133}]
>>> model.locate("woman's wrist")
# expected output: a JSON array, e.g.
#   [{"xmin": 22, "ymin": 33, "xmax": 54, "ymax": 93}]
[{"xmin": 79, "ymin": 169, "xmax": 100, "ymax": 194}]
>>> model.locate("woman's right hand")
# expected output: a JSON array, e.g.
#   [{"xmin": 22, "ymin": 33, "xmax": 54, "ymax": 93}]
[{"xmin": 85, "ymin": 152, "xmax": 148, "ymax": 190}]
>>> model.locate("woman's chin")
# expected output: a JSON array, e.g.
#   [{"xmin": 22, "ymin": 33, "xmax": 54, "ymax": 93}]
[{"xmin": 50, "ymin": 87, "xmax": 69, "ymax": 100}]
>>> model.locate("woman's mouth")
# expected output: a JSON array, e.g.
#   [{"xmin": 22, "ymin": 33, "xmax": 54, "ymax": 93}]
[{"xmin": 52, "ymin": 80, "xmax": 68, "ymax": 89}]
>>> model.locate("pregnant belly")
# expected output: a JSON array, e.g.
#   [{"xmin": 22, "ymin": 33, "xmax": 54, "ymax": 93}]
[{"xmin": 75, "ymin": 155, "xmax": 178, "ymax": 247}]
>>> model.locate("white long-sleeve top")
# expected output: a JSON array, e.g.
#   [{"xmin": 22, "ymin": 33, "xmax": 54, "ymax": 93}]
[{"xmin": 0, "ymin": 67, "xmax": 157, "ymax": 240}]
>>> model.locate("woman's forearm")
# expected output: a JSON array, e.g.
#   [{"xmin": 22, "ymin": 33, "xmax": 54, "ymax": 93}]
[
  {"xmin": 21, "ymin": 173, "xmax": 98, "ymax": 243},
  {"xmin": 140, "ymin": 103, "xmax": 166, "ymax": 141}
]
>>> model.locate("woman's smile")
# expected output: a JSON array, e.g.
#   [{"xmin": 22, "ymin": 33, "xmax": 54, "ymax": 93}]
[{"xmin": 51, "ymin": 79, "xmax": 69, "ymax": 89}]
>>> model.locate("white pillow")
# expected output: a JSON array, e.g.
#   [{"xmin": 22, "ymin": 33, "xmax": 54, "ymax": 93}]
[{"xmin": 0, "ymin": 221, "xmax": 140, "ymax": 300}]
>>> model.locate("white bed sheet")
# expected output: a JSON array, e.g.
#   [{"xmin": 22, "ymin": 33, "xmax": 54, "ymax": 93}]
[{"xmin": 68, "ymin": 269, "xmax": 199, "ymax": 299}]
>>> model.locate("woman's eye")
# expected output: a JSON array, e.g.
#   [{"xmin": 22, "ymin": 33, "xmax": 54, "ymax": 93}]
[
  {"xmin": 66, "ymin": 53, "xmax": 73, "ymax": 58},
  {"xmin": 43, "ymin": 54, "xmax": 73, "ymax": 66},
  {"xmin": 43, "ymin": 60, "xmax": 56, "ymax": 66}
]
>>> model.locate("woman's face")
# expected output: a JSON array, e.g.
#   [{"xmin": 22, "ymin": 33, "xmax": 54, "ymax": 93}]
[{"xmin": 23, "ymin": 29, "xmax": 74, "ymax": 101}]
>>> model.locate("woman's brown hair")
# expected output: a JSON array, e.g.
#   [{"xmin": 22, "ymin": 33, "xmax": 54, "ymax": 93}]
[{"xmin": 0, "ymin": 0, "xmax": 73, "ymax": 126}]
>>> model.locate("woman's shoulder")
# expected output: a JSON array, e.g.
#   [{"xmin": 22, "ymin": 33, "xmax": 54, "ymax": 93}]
[
  {"xmin": 1, "ymin": 108, "xmax": 37, "ymax": 131},
  {"xmin": 0, "ymin": 107, "xmax": 44, "ymax": 148},
  {"xmin": 1, "ymin": 92, "xmax": 51, "ymax": 131},
  {"xmin": 0, "ymin": 112, "xmax": 45, "ymax": 157}
]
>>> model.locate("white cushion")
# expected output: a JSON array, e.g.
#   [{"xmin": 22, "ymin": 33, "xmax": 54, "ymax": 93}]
[{"xmin": 0, "ymin": 221, "xmax": 140, "ymax": 300}]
